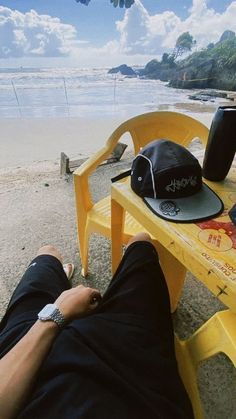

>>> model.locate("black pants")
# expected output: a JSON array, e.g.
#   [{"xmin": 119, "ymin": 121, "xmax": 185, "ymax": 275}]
[{"xmin": 0, "ymin": 241, "xmax": 193, "ymax": 419}]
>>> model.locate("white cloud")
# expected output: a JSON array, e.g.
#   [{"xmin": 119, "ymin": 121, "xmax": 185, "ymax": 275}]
[
  {"xmin": 1, "ymin": 1, "xmax": 236, "ymax": 67},
  {"xmin": 0, "ymin": 6, "xmax": 78, "ymax": 58},
  {"xmin": 115, "ymin": 0, "xmax": 236, "ymax": 56},
  {"xmin": 68, "ymin": 40, "xmax": 153, "ymax": 68},
  {"xmin": 116, "ymin": 1, "xmax": 150, "ymax": 54}
]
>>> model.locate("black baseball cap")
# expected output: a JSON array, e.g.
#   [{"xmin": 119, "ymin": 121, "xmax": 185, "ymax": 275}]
[{"xmin": 130, "ymin": 139, "xmax": 224, "ymax": 223}]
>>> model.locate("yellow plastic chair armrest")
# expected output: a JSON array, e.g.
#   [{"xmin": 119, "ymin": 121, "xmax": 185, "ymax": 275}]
[
  {"xmin": 73, "ymin": 140, "xmax": 118, "ymax": 212},
  {"xmin": 73, "ymin": 143, "xmax": 112, "ymax": 178}
]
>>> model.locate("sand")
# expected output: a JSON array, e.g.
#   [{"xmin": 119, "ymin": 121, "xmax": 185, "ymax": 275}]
[
  {"xmin": 0, "ymin": 116, "xmax": 125, "ymax": 169},
  {"xmin": 1, "ymin": 108, "xmax": 236, "ymax": 418},
  {"xmin": 0, "ymin": 109, "xmax": 216, "ymax": 169}
]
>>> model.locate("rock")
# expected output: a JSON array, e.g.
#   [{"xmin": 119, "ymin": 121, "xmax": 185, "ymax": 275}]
[
  {"xmin": 189, "ymin": 90, "xmax": 233, "ymax": 102},
  {"xmin": 108, "ymin": 64, "xmax": 136, "ymax": 76},
  {"xmin": 189, "ymin": 94, "xmax": 214, "ymax": 102},
  {"xmin": 142, "ymin": 60, "xmax": 162, "ymax": 79},
  {"xmin": 197, "ymin": 90, "xmax": 228, "ymax": 99},
  {"xmin": 189, "ymin": 91, "xmax": 224, "ymax": 101},
  {"xmin": 218, "ymin": 30, "xmax": 235, "ymax": 43},
  {"xmin": 141, "ymin": 59, "xmax": 176, "ymax": 81}
]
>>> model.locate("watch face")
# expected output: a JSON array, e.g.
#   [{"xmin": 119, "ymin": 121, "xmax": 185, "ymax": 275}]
[
  {"xmin": 38, "ymin": 304, "xmax": 57, "ymax": 320},
  {"xmin": 38, "ymin": 304, "xmax": 65, "ymax": 328}
]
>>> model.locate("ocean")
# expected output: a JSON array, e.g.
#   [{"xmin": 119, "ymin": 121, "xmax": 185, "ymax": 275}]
[{"xmin": 0, "ymin": 67, "xmax": 220, "ymax": 119}]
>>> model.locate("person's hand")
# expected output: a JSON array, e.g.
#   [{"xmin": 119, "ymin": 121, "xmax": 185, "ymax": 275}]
[{"xmin": 54, "ymin": 285, "xmax": 102, "ymax": 321}]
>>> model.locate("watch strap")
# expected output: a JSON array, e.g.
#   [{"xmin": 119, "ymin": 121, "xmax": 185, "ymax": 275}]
[{"xmin": 51, "ymin": 307, "xmax": 66, "ymax": 329}]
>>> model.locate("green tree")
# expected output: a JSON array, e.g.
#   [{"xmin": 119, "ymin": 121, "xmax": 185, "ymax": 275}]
[
  {"xmin": 75, "ymin": 0, "xmax": 135, "ymax": 7},
  {"xmin": 207, "ymin": 43, "xmax": 215, "ymax": 50},
  {"xmin": 173, "ymin": 32, "xmax": 196, "ymax": 60},
  {"xmin": 161, "ymin": 53, "xmax": 169, "ymax": 64},
  {"xmin": 161, "ymin": 52, "xmax": 176, "ymax": 68}
]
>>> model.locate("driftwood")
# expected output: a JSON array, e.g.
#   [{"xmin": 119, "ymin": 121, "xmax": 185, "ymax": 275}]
[{"xmin": 60, "ymin": 142, "xmax": 127, "ymax": 175}]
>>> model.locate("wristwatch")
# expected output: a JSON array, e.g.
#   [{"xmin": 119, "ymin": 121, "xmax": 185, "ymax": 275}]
[{"xmin": 38, "ymin": 304, "xmax": 66, "ymax": 329}]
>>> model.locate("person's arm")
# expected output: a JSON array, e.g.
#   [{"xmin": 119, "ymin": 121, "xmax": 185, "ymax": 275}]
[{"xmin": 0, "ymin": 285, "xmax": 101, "ymax": 419}]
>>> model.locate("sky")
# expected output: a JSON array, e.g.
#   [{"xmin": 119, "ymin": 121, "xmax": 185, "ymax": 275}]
[{"xmin": 0, "ymin": 0, "xmax": 235, "ymax": 68}]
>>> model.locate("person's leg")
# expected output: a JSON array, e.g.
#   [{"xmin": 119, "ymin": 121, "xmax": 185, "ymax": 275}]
[
  {"xmin": 36, "ymin": 245, "xmax": 63, "ymax": 262},
  {"xmin": 125, "ymin": 232, "xmax": 152, "ymax": 248},
  {"xmin": 95, "ymin": 234, "xmax": 193, "ymax": 417},
  {"xmin": 0, "ymin": 245, "xmax": 71, "ymax": 356},
  {"xmin": 96, "ymin": 232, "xmax": 174, "ymax": 355}
]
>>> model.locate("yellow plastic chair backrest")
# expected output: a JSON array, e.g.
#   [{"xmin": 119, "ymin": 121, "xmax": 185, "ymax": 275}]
[
  {"xmin": 105, "ymin": 111, "xmax": 209, "ymax": 156},
  {"xmin": 76, "ymin": 111, "xmax": 209, "ymax": 187}
]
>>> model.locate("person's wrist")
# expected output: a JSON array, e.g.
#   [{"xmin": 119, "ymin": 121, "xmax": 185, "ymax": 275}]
[
  {"xmin": 36, "ymin": 319, "xmax": 60, "ymax": 333},
  {"xmin": 53, "ymin": 302, "xmax": 72, "ymax": 322},
  {"xmin": 38, "ymin": 303, "xmax": 67, "ymax": 329}
]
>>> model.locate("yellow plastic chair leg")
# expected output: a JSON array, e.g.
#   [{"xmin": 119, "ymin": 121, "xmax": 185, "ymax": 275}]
[
  {"xmin": 78, "ymin": 220, "xmax": 89, "ymax": 277},
  {"xmin": 175, "ymin": 337, "xmax": 204, "ymax": 419},
  {"xmin": 111, "ymin": 198, "xmax": 125, "ymax": 275},
  {"xmin": 154, "ymin": 241, "xmax": 187, "ymax": 312}
]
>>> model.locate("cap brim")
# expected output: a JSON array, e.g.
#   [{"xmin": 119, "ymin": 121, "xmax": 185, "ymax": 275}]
[{"xmin": 143, "ymin": 183, "xmax": 224, "ymax": 223}]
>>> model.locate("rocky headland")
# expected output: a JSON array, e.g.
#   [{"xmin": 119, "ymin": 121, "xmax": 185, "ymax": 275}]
[{"xmin": 108, "ymin": 30, "xmax": 236, "ymax": 94}]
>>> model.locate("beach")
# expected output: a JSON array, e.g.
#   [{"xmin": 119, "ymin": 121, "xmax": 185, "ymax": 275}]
[
  {"xmin": 1, "ymin": 99, "xmax": 236, "ymax": 417},
  {"xmin": 0, "ymin": 109, "xmax": 215, "ymax": 169},
  {"xmin": 0, "ymin": 116, "xmax": 123, "ymax": 168}
]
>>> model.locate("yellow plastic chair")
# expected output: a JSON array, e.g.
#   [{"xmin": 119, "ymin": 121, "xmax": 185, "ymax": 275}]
[
  {"xmin": 175, "ymin": 309, "xmax": 236, "ymax": 419},
  {"xmin": 74, "ymin": 111, "xmax": 209, "ymax": 278}
]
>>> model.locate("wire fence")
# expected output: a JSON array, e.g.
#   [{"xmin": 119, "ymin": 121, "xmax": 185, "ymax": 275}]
[
  {"xmin": 0, "ymin": 75, "xmax": 149, "ymax": 118},
  {"xmin": 0, "ymin": 79, "xmax": 75, "ymax": 117}
]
